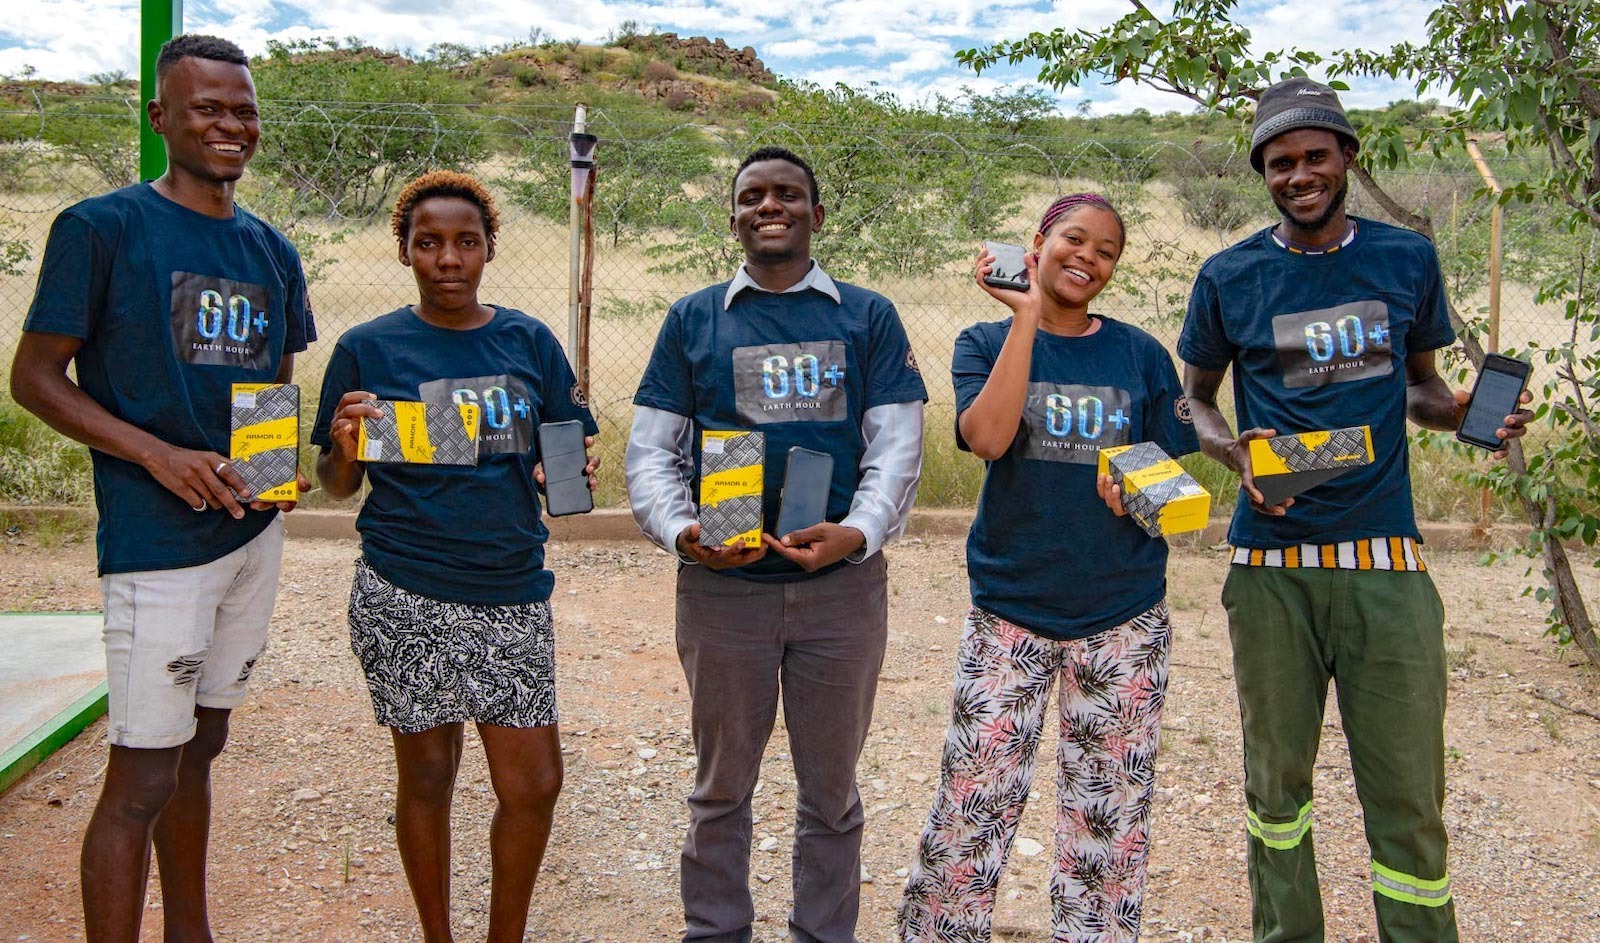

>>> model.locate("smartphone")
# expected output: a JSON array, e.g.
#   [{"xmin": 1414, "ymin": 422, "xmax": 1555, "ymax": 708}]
[
  {"xmin": 1456, "ymin": 353, "xmax": 1531, "ymax": 451},
  {"xmin": 774, "ymin": 447, "xmax": 834, "ymax": 538},
  {"xmin": 537, "ymin": 420, "xmax": 594, "ymax": 516},
  {"xmin": 982, "ymin": 241, "xmax": 1030, "ymax": 292}
]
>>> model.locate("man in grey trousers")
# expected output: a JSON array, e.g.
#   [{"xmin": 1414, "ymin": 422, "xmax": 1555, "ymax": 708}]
[{"xmin": 626, "ymin": 146, "xmax": 927, "ymax": 942}]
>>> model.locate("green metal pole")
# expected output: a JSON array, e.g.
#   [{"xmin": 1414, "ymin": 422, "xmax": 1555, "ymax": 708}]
[{"xmin": 139, "ymin": 0, "xmax": 182, "ymax": 182}]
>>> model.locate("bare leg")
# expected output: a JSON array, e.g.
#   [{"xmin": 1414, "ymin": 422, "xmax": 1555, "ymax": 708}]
[
  {"xmin": 152, "ymin": 707, "xmax": 232, "ymax": 943},
  {"xmin": 81, "ymin": 744, "xmax": 184, "ymax": 943},
  {"xmin": 477, "ymin": 723, "xmax": 563, "ymax": 943},
  {"xmin": 392, "ymin": 723, "xmax": 466, "ymax": 943}
]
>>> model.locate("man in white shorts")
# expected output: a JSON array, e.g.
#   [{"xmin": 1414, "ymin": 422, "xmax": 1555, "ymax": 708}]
[{"xmin": 7, "ymin": 35, "xmax": 314, "ymax": 943}]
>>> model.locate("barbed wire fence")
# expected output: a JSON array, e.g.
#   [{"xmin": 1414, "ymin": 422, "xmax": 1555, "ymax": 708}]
[{"xmin": 0, "ymin": 95, "xmax": 1567, "ymax": 509}]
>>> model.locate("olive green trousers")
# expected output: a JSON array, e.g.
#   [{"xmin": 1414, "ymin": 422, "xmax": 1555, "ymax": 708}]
[{"xmin": 1222, "ymin": 565, "xmax": 1458, "ymax": 943}]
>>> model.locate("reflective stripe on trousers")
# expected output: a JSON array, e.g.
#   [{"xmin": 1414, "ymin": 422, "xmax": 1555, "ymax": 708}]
[
  {"xmin": 1372, "ymin": 860, "xmax": 1452, "ymax": 908},
  {"xmin": 1245, "ymin": 800, "xmax": 1313, "ymax": 851}
]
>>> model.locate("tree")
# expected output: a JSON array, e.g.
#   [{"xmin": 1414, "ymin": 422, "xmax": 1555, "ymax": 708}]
[
  {"xmin": 502, "ymin": 117, "xmax": 719, "ymax": 250},
  {"xmin": 249, "ymin": 39, "xmax": 488, "ymax": 219},
  {"xmin": 956, "ymin": 84, "xmax": 1058, "ymax": 136},
  {"xmin": 503, "ymin": 81, "xmax": 1026, "ymax": 282},
  {"xmin": 961, "ymin": 0, "xmax": 1600, "ymax": 666},
  {"xmin": 650, "ymin": 81, "xmax": 1023, "ymax": 280}
]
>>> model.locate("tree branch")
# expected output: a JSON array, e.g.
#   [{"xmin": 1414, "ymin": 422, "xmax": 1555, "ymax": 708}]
[
  {"xmin": 1544, "ymin": 130, "xmax": 1600, "ymax": 228},
  {"xmin": 1540, "ymin": 6, "xmax": 1600, "ymax": 122},
  {"xmin": 1532, "ymin": 688, "xmax": 1600, "ymax": 723},
  {"xmin": 1351, "ymin": 163, "xmax": 1436, "ymax": 238}
]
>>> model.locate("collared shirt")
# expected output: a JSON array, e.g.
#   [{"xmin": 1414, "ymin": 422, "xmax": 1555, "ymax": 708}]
[
  {"xmin": 628, "ymin": 261, "xmax": 926, "ymax": 578},
  {"xmin": 723, "ymin": 259, "xmax": 841, "ymax": 310}
]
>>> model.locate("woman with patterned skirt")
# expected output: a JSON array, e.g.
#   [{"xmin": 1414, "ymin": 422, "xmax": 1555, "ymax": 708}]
[
  {"xmin": 312, "ymin": 171, "xmax": 598, "ymax": 943},
  {"xmin": 897, "ymin": 194, "xmax": 1198, "ymax": 943}
]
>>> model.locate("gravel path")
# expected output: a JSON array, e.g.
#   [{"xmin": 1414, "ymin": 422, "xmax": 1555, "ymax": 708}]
[{"xmin": 2, "ymin": 530, "xmax": 1598, "ymax": 942}]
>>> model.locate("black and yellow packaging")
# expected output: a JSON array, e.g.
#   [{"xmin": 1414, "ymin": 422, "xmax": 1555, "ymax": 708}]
[
  {"xmin": 230, "ymin": 383, "xmax": 300, "ymax": 502},
  {"xmin": 698, "ymin": 430, "xmax": 764, "ymax": 548},
  {"xmin": 1248, "ymin": 425, "xmax": 1374, "ymax": 506},
  {"xmin": 358, "ymin": 400, "xmax": 482, "ymax": 466},
  {"xmin": 1098, "ymin": 441, "xmax": 1211, "ymax": 538}
]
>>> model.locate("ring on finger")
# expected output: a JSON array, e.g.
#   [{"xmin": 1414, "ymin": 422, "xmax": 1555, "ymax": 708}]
[
  {"xmin": 191, "ymin": 501, "xmax": 208, "ymax": 512},
  {"xmin": 215, "ymin": 461, "xmax": 231, "ymax": 475}
]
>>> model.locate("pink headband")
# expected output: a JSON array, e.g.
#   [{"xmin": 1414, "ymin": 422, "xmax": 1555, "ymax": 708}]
[{"xmin": 1038, "ymin": 193, "xmax": 1116, "ymax": 235}]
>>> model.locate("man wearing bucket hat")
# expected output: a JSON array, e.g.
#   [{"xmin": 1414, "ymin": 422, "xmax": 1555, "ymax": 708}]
[{"xmin": 1176, "ymin": 77, "xmax": 1531, "ymax": 941}]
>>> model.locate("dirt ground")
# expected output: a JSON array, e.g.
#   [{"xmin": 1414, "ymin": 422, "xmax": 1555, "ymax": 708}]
[{"xmin": 2, "ymin": 529, "xmax": 1599, "ymax": 943}]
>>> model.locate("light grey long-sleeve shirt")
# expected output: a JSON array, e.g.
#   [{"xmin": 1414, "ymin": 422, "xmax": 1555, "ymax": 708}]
[
  {"xmin": 626, "ymin": 260, "xmax": 925, "ymax": 562},
  {"xmin": 626, "ymin": 401, "xmax": 924, "ymax": 562}
]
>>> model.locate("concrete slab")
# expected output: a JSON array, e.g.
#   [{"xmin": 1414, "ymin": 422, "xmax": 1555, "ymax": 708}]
[{"xmin": 0, "ymin": 613, "xmax": 106, "ymax": 792}]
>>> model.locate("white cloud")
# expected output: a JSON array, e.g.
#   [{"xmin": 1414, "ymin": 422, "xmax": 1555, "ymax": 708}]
[
  {"xmin": 0, "ymin": 0, "xmax": 1446, "ymax": 115},
  {"xmin": 0, "ymin": 0, "xmax": 139, "ymax": 79},
  {"xmin": 767, "ymin": 38, "xmax": 829, "ymax": 59}
]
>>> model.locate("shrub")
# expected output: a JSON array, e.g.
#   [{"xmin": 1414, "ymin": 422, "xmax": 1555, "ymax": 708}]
[
  {"xmin": 641, "ymin": 59, "xmax": 678, "ymax": 84},
  {"xmin": 0, "ymin": 400, "xmax": 93, "ymax": 505},
  {"xmin": 1173, "ymin": 173, "xmax": 1263, "ymax": 231}
]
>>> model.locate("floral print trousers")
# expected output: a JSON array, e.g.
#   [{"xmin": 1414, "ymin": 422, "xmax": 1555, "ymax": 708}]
[{"xmin": 898, "ymin": 602, "xmax": 1172, "ymax": 943}]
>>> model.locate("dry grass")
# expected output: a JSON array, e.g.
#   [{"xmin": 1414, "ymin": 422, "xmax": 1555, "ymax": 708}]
[{"xmin": 0, "ymin": 173, "xmax": 1574, "ymax": 514}]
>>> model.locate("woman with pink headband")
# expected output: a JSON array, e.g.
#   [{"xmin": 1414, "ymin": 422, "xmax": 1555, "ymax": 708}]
[{"xmin": 898, "ymin": 194, "xmax": 1197, "ymax": 942}]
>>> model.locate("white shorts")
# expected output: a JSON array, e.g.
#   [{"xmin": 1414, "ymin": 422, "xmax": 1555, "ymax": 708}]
[{"xmin": 99, "ymin": 516, "xmax": 285, "ymax": 749}]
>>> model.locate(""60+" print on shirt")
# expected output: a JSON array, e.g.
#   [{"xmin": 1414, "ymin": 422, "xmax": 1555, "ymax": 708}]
[
  {"xmin": 170, "ymin": 271, "xmax": 273, "ymax": 371},
  {"xmin": 732, "ymin": 341, "xmax": 848, "ymax": 425},
  {"xmin": 1020, "ymin": 382, "xmax": 1133, "ymax": 464},
  {"xmin": 1271, "ymin": 300, "xmax": 1393, "ymax": 389}
]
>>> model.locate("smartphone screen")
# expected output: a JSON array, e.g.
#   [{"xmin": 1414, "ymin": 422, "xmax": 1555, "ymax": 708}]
[
  {"xmin": 775, "ymin": 447, "xmax": 834, "ymax": 537},
  {"xmin": 538, "ymin": 420, "xmax": 594, "ymax": 516},
  {"xmin": 982, "ymin": 241, "xmax": 1029, "ymax": 291},
  {"xmin": 1458, "ymin": 358, "xmax": 1529, "ymax": 449}
]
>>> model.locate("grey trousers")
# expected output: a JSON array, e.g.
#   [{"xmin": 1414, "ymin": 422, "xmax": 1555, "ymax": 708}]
[{"xmin": 675, "ymin": 553, "xmax": 890, "ymax": 943}]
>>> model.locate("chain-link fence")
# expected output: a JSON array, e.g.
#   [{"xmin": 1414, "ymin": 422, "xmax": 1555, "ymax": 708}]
[{"xmin": 0, "ymin": 95, "xmax": 1567, "ymax": 508}]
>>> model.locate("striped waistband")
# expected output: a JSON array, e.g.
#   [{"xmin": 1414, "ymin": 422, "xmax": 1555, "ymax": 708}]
[{"xmin": 1230, "ymin": 537, "xmax": 1426, "ymax": 571}]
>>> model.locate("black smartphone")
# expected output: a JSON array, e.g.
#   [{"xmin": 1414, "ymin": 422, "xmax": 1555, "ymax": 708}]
[
  {"xmin": 982, "ymin": 241, "xmax": 1029, "ymax": 292},
  {"xmin": 774, "ymin": 447, "xmax": 834, "ymax": 538},
  {"xmin": 537, "ymin": 420, "xmax": 594, "ymax": 516},
  {"xmin": 1456, "ymin": 353, "xmax": 1532, "ymax": 451}
]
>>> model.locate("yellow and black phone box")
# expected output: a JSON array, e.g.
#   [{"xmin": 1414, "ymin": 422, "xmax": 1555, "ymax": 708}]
[
  {"xmin": 698, "ymin": 429, "xmax": 764, "ymax": 549},
  {"xmin": 1248, "ymin": 426, "xmax": 1374, "ymax": 506},
  {"xmin": 230, "ymin": 383, "xmax": 300, "ymax": 502},
  {"xmin": 1098, "ymin": 441, "xmax": 1211, "ymax": 538},
  {"xmin": 358, "ymin": 400, "xmax": 482, "ymax": 466}
]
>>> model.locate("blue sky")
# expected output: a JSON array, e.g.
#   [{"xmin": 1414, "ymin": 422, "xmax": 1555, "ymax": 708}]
[{"xmin": 2, "ymin": 0, "xmax": 1433, "ymax": 115}]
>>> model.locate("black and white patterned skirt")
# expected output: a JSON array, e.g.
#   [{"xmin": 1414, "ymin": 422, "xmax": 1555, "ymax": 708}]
[{"xmin": 348, "ymin": 558, "xmax": 558, "ymax": 734}]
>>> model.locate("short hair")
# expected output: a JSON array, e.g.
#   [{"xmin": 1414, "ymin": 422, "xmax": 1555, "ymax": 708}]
[
  {"xmin": 731, "ymin": 146, "xmax": 819, "ymax": 207},
  {"xmin": 391, "ymin": 170, "xmax": 502, "ymax": 244},
  {"xmin": 1038, "ymin": 192, "xmax": 1126, "ymax": 246},
  {"xmin": 155, "ymin": 35, "xmax": 248, "ymax": 83}
]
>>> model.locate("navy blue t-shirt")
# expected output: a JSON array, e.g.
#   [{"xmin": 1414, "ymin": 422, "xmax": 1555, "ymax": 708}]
[
  {"xmin": 311, "ymin": 306, "xmax": 598, "ymax": 605},
  {"xmin": 1177, "ymin": 218, "xmax": 1457, "ymax": 548},
  {"xmin": 957, "ymin": 316, "xmax": 1198, "ymax": 640},
  {"xmin": 633, "ymin": 280, "xmax": 928, "ymax": 582},
  {"xmin": 23, "ymin": 183, "xmax": 315, "ymax": 575}
]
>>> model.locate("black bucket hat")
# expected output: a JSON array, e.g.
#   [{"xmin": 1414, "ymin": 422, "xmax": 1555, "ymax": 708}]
[{"xmin": 1249, "ymin": 77, "xmax": 1359, "ymax": 173}]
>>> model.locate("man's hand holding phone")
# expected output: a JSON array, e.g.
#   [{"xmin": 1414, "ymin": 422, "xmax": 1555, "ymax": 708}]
[{"xmin": 1453, "ymin": 353, "xmax": 1535, "ymax": 460}]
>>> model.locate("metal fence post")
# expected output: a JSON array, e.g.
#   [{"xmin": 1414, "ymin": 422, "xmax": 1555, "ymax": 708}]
[
  {"xmin": 567, "ymin": 105, "xmax": 598, "ymax": 394},
  {"xmin": 139, "ymin": 0, "xmax": 182, "ymax": 182},
  {"xmin": 1466, "ymin": 138, "xmax": 1505, "ymax": 526}
]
